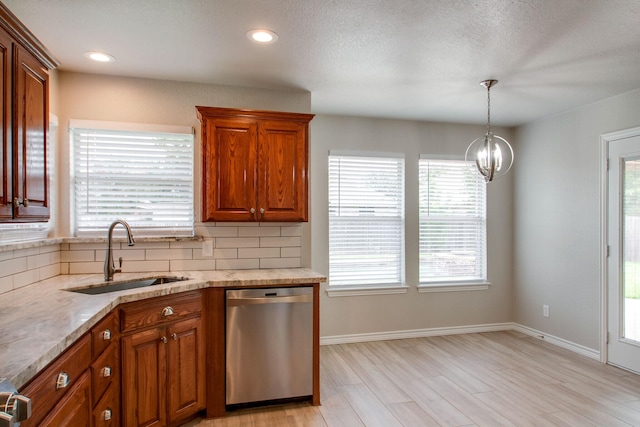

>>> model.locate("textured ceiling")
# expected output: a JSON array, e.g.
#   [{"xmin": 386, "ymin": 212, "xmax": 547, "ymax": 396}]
[{"xmin": 4, "ymin": 0, "xmax": 640, "ymax": 126}]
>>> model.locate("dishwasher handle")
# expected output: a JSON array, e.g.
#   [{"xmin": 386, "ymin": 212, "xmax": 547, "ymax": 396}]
[{"xmin": 227, "ymin": 293, "xmax": 312, "ymax": 306}]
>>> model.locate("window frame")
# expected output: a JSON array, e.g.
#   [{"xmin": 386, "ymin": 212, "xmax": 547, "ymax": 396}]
[
  {"xmin": 327, "ymin": 150, "xmax": 407, "ymax": 295},
  {"xmin": 417, "ymin": 155, "xmax": 490, "ymax": 292},
  {"xmin": 69, "ymin": 119, "xmax": 195, "ymax": 238}
]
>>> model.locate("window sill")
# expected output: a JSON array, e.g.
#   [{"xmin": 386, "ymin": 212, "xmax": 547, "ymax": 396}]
[
  {"xmin": 418, "ymin": 282, "xmax": 491, "ymax": 293},
  {"xmin": 327, "ymin": 285, "xmax": 409, "ymax": 297}
]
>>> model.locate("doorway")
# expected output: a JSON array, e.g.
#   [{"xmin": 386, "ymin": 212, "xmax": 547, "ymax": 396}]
[{"xmin": 605, "ymin": 127, "xmax": 640, "ymax": 373}]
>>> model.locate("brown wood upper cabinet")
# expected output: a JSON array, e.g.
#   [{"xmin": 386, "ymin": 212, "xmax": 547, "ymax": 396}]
[
  {"xmin": 197, "ymin": 107, "xmax": 314, "ymax": 222},
  {"xmin": 0, "ymin": 3, "xmax": 58, "ymax": 222}
]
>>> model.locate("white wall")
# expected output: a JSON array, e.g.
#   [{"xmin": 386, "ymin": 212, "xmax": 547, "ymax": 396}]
[
  {"xmin": 514, "ymin": 89, "xmax": 640, "ymax": 351},
  {"xmin": 310, "ymin": 115, "xmax": 514, "ymax": 338}
]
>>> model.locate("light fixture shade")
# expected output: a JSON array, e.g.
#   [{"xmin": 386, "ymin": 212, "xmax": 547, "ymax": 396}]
[{"xmin": 465, "ymin": 132, "xmax": 514, "ymax": 182}]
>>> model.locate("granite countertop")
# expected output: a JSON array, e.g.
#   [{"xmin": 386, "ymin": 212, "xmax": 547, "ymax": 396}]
[{"xmin": 0, "ymin": 268, "xmax": 326, "ymax": 389}]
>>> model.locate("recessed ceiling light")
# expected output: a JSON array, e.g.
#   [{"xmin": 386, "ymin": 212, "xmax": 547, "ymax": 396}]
[
  {"xmin": 84, "ymin": 51, "xmax": 115, "ymax": 62},
  {"xmin": 246, "ymin": 29, "xmax": 278, "ymax": 44}
]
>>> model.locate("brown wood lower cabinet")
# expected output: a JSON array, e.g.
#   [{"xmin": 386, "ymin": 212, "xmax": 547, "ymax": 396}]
[
  {"xmin": 120, "ymin": 292, "xmax": 205, "ymax": 427},
  {"xmin": 38, "ymin": 370, "xmax": 92, "ymax": 427}
]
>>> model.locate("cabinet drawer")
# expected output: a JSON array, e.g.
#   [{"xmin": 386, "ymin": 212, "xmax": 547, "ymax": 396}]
[
  {"xmin": 93, "ymin": 377, "xmax": 119, "ymax": 427},
  {"xmin": 20, "ymin": 334, "xmax": 91, "ymax": 427},
  {"xmin": 91, "ymin": 343, "xmax": 118, "ymax": 404},
  {"xmin": 92, "ymin": 310, "xmax": 119, "ymax": 359},
  {"xmin": 120, "ymin": 291, "xmax": 202, "ymax": 333}
]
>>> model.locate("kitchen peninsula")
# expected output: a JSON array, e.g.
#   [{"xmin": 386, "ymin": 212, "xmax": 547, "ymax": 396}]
[{"xmin": 0, "ymin": 266, "xmax": 325, "ymax": 425}]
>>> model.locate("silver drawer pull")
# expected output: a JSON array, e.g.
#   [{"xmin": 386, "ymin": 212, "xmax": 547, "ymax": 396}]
[
  {"xmin": 161, "ymin": 306, "xmax": 174, "ymax": 317},
  {"xmin": 102, "ymin": 408, "xmax": 112, "ymax": 421},
  {"xmin": 101, "ymin": 366, "xmax": 111, "ymax": 377},
  {"xmin": 56, "ymin": 372, "xmax": 70, "ymax": 389},
  {"xmin": 161, "ymin": 336, "xmax": 168, "ymax": 344},
  {"xmin": 171, "ymin": 333, "xmax": 178, "ymax": 340},
  {"xmin": 101, "ymin": 329, "xmax": 111, "ymax": 341}
]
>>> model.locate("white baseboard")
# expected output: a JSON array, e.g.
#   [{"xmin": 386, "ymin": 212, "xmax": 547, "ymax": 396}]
[
  {"xmin": 320, "ymin": 322, "xmax": 601, "ymax": 361},
  {"xmin": 320, "ymin": 322, "xmax": 513, "ymax": 345},
  {"xmin": 512, "ymin": 324, "xmax": 600, "ymax": 360}
]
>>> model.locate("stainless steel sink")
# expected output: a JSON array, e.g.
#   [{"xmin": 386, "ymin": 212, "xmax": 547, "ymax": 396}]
[{"xmin": 67, "ymin": 276, "xmax": 189, "ymax": 295}]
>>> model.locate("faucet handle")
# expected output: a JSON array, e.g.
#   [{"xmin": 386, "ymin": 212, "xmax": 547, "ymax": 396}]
[{"xmin": 114, "ymin": 257, "xmax": 123, "ymax": 273}]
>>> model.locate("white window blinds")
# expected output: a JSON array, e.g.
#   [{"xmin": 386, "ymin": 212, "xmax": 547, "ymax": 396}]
[
  {"xmin": 71, "ymin": 121, "xmax": 194, "ymax": 237},
  {"xmin": 328, "ymin": 153, "xmax": 405, "ymax": 287},
  {"xmin": 419, "ymin": 158, "xmax": 486, "ymax": 283}
]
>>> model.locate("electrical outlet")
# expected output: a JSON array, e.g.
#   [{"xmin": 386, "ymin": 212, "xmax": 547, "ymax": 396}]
[
  {"xmin": 202, "ymin": 240, "xmax": 213, "ymax": 257},
  {"xmin": 543, "ymin": 304, "xmax": 550, "ymax": 318}
]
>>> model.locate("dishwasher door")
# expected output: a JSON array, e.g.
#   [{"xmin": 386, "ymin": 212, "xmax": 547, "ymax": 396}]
[{"xmin": 226, "ymin": 287, "xmax": 313, "ymax": 405}]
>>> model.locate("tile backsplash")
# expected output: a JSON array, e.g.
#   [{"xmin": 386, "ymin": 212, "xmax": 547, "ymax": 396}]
[{"xmin": 0, "ymin": 223, "xmax": 302, "ymax": 295}]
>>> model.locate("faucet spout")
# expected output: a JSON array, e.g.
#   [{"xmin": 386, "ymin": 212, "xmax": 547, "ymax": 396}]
[{"xmin": 104, "ymin": 219, "xmax": 135, "ymax": 282}]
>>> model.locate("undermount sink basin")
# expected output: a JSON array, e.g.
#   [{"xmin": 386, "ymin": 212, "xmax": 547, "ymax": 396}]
[{"xmin": 68, "ymin": 276, "xmax": 189, "ymax": 295}]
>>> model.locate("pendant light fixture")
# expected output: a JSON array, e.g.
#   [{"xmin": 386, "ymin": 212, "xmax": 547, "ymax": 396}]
[{"xmin": 465, "ymin": 79, "xmax": 513, "ymax": 182}]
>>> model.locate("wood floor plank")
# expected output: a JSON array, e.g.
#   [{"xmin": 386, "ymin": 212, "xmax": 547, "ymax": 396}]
[{"xmin": 188, "ymin": 331, "xmax": 640, "ymax": 427}]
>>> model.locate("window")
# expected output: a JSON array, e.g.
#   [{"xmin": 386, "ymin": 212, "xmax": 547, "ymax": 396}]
[
  {"xmin": 328, "ymin": 152, "xmax": 405, "ymax": 288},
  {"xmin": 70, "ymin": 120, "xmax": 194, "ymax": 237},
  {"xmin": 419, "ymin": 158, "xmax": 486, "ymax": 284}
]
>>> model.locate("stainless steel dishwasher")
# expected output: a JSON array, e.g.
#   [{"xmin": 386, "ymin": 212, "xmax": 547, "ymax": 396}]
[{"xmin": 226, "ymin": 287, "xmax": 313, "ymax": 405}]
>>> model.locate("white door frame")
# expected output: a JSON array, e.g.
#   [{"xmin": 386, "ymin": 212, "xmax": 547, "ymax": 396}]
[{"xmin": 600, "ymin": 126, "xmax": 640, "ymax": 364}]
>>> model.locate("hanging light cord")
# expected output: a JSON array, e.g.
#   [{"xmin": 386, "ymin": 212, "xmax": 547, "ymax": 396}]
[{"xmin": 486, "ymin": 84, "xmax": 491, "ymax": 135}]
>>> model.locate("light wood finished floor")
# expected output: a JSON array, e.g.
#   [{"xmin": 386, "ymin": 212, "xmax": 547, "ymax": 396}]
[{"xmin": 186, "ymin": 331, "xmax": 640, "ymax": 426}]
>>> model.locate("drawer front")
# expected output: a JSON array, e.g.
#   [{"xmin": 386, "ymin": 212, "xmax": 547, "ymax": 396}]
[
  {"xmin": 93, "ymin": 376, "xmax": 120, "ymax": 427},
  {"xmin": 20, "ymin": 333, "xmax": 92, "ymax": 427},
  {"xmin": 91, "ymin": 342, "xmax": 118, "ymax": 404},
  {"xmin": 92, "ymin": 310, "xmax": 119, "ymax": 359},
  {"xmin": 120, "ymin": 291, "xmax": 201, "ymax": 333}
]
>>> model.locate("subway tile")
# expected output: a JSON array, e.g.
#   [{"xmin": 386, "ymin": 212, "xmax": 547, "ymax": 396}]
[
  {"xmin": 215, "ymin": 238, "xmax": 260, "ymax": 249},
  {"xmin": 69, "ymin": 262, "xmax": 102, "ymax": 275},
  {"xmin": 281, "ymin": 247, "xmax": 301, "ymax": 258},
  {"xmin": 170, "ymin": 259, "xmax": 216, "ymax": 271},
  {"xmin": 145, "ymin": 249, "xmax": 193, "ymax": 260},
  {"xmin": 59, "ymin": 243, "xmax": 70, "ymax": 250},
  {"xmin": 213, "ymin": 249, "xmax": 238, "ymax": 259},
  {"xmin": 60, "ymin": 263, "xmax": 69, "ymax": 275},
  {"xmin": 238, "ymin": 227, "xmax": 281, "ymax": 238},
  {"xmin": 61, "ymin": 250, "xmax": 95, "ymax": 263},
  {"xmin": 259, "ymin": 257, "xmax": 301, "ymax": 269},
  {"xmin": 69, "ymin": 242, "xmax": 105, "ymax": 251},
  {"xmin": 121, "ymin": 260, "xmax": 170, "ymax": 273},
  {"xmin": 39, "ymin": 244, "xmax": 61, "ymax": 254},
  {"xmin": 95, "ymin": 249, "xmax": 146, "ymax": 261},
  {"xmin": 14, "ymin": 247, "xmax": 39, "ymax": 258},
  {"xmin": 215, "ymin": 258, "xmax": 259, "ymax": 270},
  {"xmin": 39, "ymin": 264, "xmax": 61, "ymax": 281},
  {"xmin": 238, "ymin": 248, "xmax": 280, "ymax": 259},
  {"xmin": 0, "ymin": 257, "xmax": 27, "ymax": 278},
  {"xmin": 0, "ymin": 251, "xmax": 14, "ymax": 261},
  {"xmin": 50, "ymin": 251, "xmax": 61, "ymax": 264},
  {"xmin": 260, "ymin": 236, "xmax": 301, "ymax": 248},
  {"xmin": 0, "ymin": 276, "xmax": 13, "ymax": 294},
  {"xmin": 170, "ymin": 240, "xmax": 203, "ymax": 249},
  {"xmin": 121, "ymin": 241, "xmax": 170, "ymax": 249},
  {"xmin": 27, "ymin": 253, "xmax": 51, "ymax": 270},
  {"xmin": 280, "ymin": 225, "xmax": 302, "ymax": 237},
  {"xmin": 13, "ymin": 269, "xmax": 39, "ymax": 289},
  {"xmin": 196, "ymin": 226, "xmax": 238, "ymax": 238}
]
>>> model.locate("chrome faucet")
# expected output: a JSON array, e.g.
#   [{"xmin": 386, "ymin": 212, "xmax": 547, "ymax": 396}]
[{"xmin": 104, "ymin": 219, "xmax": 135, "ymax": 281}]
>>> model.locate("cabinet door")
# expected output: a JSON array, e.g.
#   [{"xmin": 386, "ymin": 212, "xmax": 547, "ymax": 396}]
[
  {"xmin": 0, "ymin": 28, "xmax": 10, "ymax": 219},
  {"xmin": 167, "ymin": 316, "xmax": 206, "ymax": 423},
  {"xmin": 258, "ymin": 120, "xmax": 308, "ymax": 221},
  {"xmin": 201, "ymin": 117, "xmax": 257, "ymax": 221},
  {"xmin": 13, "ymin": 44, "xmax": 49, "ymax": 221},
  {"xmin": 38, "ymin": 370, "xmax": 92, "ymax": 427},
  {"xmin": 122, "ymin": 328, "xmax": 167, "ymax": 427}
]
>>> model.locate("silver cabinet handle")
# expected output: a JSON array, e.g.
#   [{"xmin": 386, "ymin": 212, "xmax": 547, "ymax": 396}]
[
  {"xmin": 260, "ymin": 207, "xmax": 265, "ymax": 214},
  {"xmin": 171, "ymin": 333, "xmax": 178, "ymax": 340},
  {"xmin": 250, "ymin": 207, "xmax": 255, "ymax": 214},
  {"xmin": 101, "ymin": 329, "xmax": 111, "ymax": 341},
  {"xmin": 161, "ymin": 306, "xmax": 174, "ymax": 317},
  {"xmin": 56, "ymin": 372, "xmax": 70, "ymax": 389},
  {"xmin": 102, "ymin": 408, "xmax": 112, "ymax": 421},
  {"xmin": 160, "ymin": 336, "xmax": 168, "ymax": 344},
  {"xmin": 13, "ymin": 198, "xmax": 28, "ymax": 207},
  {"xmin": 101, "ymin": 366, "xmax": 111, "ymax": 377}
]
